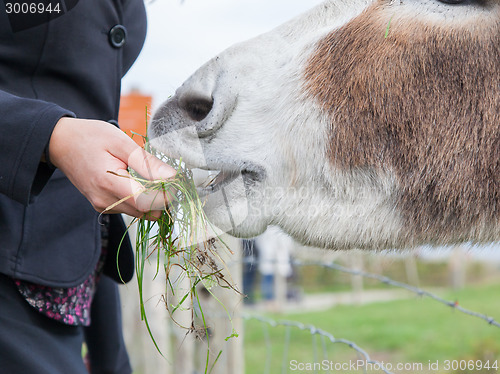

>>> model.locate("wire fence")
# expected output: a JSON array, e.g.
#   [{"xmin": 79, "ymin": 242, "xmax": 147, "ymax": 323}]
[
  {"xmin": 243, "ymin": 314, "xmax": 395, "ymax": 374},
  {"xmin": 290, "ymin": 258, "xmax": 500, "ymax": 329},
  {"xmin": 236, "ymin": 255, "xmax": 500, "ymax": 373},
  {"xmin": 122, "ymin": 244, "xmax": 500, "ymax": 374}
]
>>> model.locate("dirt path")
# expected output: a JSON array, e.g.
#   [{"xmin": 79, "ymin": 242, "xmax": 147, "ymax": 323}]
[{"xmin": 246, "ymin": 289, "xmax": 412, "ymax": 314}]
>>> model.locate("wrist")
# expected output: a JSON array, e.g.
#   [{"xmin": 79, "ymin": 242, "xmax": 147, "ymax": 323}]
[
  {"xmin": 48, "ymin": 116, "xmax": 76, "ymax": 169},
  {"xmin": 42, "ymin": 140, "xmax": 56, "ymax": 169}
]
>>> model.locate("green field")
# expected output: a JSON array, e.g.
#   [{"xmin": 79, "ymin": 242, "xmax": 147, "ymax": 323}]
[{"xmin": 243, "ymin": 284, "xmax": 500, "ymax": 374}]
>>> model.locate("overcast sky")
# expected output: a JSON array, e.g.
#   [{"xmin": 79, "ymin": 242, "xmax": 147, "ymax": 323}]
[{"xmin": 122, "ymin": 0, "xmax": 324, "ymax": 108}]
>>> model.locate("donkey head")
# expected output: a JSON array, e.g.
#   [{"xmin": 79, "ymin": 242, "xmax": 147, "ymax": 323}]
[{"xmin": 150, "ymin": 0, "xmax": 500, "ymax": 249}]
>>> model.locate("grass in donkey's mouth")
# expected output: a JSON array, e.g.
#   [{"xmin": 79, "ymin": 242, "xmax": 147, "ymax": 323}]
[{"xmin": 105, "ymin": 135, "xmax": 240, "ymax": 364}]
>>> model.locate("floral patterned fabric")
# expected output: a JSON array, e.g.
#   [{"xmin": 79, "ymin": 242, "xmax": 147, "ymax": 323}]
[{"xmin": 15, "ymin": 216, "xmax": 110, "ymax": 326}]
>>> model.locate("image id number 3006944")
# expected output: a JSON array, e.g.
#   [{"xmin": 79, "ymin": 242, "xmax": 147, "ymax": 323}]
[
  {"xmin": 4, "ymin": 1, "xmax": 61, "ymax": 14},
  {"xmin": 442, "ymin": 360, "xmax": 499, "ymax": 372}
]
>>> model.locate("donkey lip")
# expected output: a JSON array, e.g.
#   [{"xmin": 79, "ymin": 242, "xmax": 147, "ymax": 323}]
[
  {"xmin": 196, "ymin": 166, "xmax": 265, "ymax": 197},
  {"xmin": 198, "ymin": 169, "xmax": 241, "ymax": 194}
]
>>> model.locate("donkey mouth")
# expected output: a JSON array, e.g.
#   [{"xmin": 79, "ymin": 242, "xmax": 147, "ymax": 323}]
[
  {"xmin": 196, "ymin": 165, "xmax": 265, "ymax": 197},
  {"xmin": 198, "ymin": 169, "xmax": 240, "ymax": 194}
]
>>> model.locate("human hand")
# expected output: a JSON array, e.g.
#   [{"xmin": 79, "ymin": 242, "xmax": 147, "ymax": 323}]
[{"xmin": 48, "ymin": 117, "xmax": 176, "ymax": 219}]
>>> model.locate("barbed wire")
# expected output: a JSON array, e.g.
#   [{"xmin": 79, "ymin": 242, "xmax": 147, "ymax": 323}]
[
  {"xmin": 231, "ymin": 257, "xmax": 500, "ymax": 373},
  {"xmin": 242, "ymin": 314, "xmax": 394, "ymax": 374},
  {"xmin": 290, "ymin": 259, "xmax": 500, "ymax": 329},
  {"xmin": 239, "ymin": 256, "xmax": 500, "ymax": 328}
]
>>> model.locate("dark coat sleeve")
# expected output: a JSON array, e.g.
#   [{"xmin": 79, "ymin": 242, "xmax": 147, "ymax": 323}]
[
  {"xmin": 0, "ymin": 0, "xmax": 145, "ymax": 287},
  {"xmin": 0, "ymin": 89, "xmax": 75, "ymax": 205}
]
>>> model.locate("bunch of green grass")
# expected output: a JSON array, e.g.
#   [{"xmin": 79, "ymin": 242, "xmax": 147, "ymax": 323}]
[{"xmin": 106, "ymin": 134, "xmax": 239, "ymax": 368}]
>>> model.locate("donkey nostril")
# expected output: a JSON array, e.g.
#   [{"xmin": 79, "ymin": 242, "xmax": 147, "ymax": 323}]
[{"xmin": 179, "ymin": 95, "xmax": 214, "ymax": 122}]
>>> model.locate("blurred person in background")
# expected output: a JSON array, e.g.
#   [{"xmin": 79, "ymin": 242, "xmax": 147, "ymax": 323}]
[
  {"xmin": 256, "ymin": 226, "xmax": 293, "ymax": 306},
  {"xmin": 242, "ymin": 238, "xmax": 259, "ymax": 305}
]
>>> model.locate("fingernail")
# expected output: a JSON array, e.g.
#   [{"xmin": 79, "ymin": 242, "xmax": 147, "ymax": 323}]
[{"xmin": 159, "ymin": 165, "xmax": 176, "ymax": 179}]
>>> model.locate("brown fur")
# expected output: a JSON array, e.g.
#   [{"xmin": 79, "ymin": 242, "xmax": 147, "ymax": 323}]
[{"xmin": 305, "ymin": 1, "xmax": 500, "ymax": 244}]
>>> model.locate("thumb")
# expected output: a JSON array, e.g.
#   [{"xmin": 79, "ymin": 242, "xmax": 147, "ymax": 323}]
[
  {"xmin": 127, "ymin": 146, "xmax": 177, "ymax": 182},
  {"xmin": 127, "ymin": 147, "xmax": 178, "ymax": 212},
  {"xmin": 110, "ymin": 130, "xmax": 176, "ymax": 181}
]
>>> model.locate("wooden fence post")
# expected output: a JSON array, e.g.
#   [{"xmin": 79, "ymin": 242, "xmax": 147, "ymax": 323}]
[
  {"xmin": 350, "ymin": 251, "xmax": 364, "ymax": 305},
  {"xmin": 119, "ymin": 216, "xmax": 173, "ymax": 374},
  {"xmin": 194, "ymin": 234, "xmax": 245, "ymax": 374}
]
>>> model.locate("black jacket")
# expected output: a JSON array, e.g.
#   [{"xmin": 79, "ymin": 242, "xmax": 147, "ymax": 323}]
[{"xmin": 0, "ymin": 0, "xmax": 147, "ymax": 287}]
